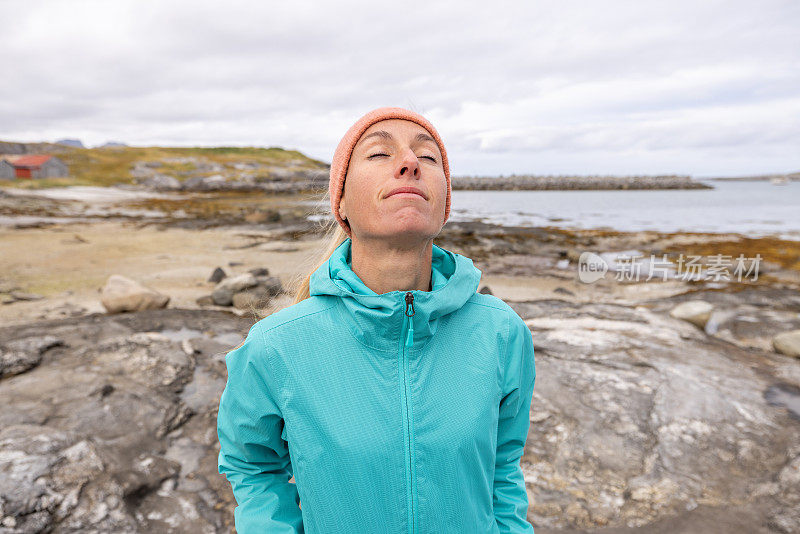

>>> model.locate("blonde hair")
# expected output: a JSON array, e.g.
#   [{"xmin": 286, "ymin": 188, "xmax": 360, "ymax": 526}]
[
  {"xmin": 239, "ymin": 185, "xmax": 349, "ymax": 320},
  {"xmin": 228, "ymin": 196, "xmax": 348, "ymax": 352},
  {"xmin": 286, "ymin": 219, "xmax": 349, "ymax": 305}
]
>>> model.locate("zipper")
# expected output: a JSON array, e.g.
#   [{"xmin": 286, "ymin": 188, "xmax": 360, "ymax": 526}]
[
  {"xmin": 405, "ymin": 291, "xmax": 415, "ymax": 348},
  {"xmin": 401, "ymin": 291, "xmax": 416, "ymax": 533}
]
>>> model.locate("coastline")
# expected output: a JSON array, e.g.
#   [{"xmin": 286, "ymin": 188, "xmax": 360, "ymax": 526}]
[{"xmin": 1, "ymin": 185, "xmax": 799, "ymax": 532}]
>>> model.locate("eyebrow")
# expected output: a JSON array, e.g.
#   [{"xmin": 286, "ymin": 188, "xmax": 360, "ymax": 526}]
[{"xmin": 359, "ymin": 130, "xmax": 437, "ymax": 147}]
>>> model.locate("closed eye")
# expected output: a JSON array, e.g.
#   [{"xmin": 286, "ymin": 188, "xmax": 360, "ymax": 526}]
[{"xmin": 368, "ymin": 153, "xmax": 437, "ymax": 162}]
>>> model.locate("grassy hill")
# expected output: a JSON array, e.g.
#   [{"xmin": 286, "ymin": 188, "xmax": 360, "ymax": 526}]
[{"xmin": 0, "ymin": 141, "xmax": 330, "ymax": 189}]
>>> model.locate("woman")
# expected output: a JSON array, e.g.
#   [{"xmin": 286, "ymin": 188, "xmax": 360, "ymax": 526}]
[{"xmin": 217, "ymin": 106, "xmax": 536, "ymax": 533}]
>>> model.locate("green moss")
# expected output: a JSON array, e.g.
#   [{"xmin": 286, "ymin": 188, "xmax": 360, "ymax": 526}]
[{"xmin": 3, "ymin": 144, "xmax": 329, "ymax": 189}]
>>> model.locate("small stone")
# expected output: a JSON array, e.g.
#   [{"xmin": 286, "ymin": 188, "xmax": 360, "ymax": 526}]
[
  {"xmin": 195, "ymin": 295, "xmax": 214, "ymax": 306},
  {"xmin": 773, "ymin": 330, "xmax": 800, "ymax": 358},
  {"xmin": 248, "ymin": 267, "xmax": 270, "ymax": 277},
  {"xmin": 208, "ymin": 267, "xmax": 226, "ymax": 284},
  {"xmin": 669, "ymin": 300, "xmax": 714, "ymax": 329},
  {"xmin": 212, "ymin": 273, "xmax": 258, "ymax": 306},
  {"xmin": 9, "ymin": 291, "xmax": 45, "ymax": 301}
]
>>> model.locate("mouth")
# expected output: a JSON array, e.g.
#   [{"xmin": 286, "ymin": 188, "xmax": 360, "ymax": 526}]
[{"xmin": 385, "ymin": 187, "xmax": 428, "ymax": 200}]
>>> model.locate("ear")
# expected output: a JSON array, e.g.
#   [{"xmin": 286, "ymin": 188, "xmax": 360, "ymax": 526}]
[{"xmin": 338, "ymin": 198, "xmax": 347, "ymax": 220}]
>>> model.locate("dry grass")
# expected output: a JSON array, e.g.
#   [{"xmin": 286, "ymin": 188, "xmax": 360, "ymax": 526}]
[{"xmin": 1, "ymin": 144, "xmax": 328, "ymax": 189}]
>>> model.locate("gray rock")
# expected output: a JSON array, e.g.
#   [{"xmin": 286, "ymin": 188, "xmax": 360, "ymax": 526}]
[
  {"xmin": 254, "ymin": 276, "xmax": 283, "ymax": 297},
  {"xmin": 645, "ymin": 287, "xmax": 800, "ymax": 353},
  {"xmin": 139, "ymin": 174, "xmax": 181, "ymax": 191},
  {"xmin": 1, "ymin": 293, "xmax": 798, "ymax": 532},
  {"xmin": 450, "ymin": 174, "xmax": 712, "ymax": 190},
  {"xmin": 208, "ymin": 267, "xmax": 226, "ymax": 284},
  {"xmin": 214, "ymin": 273, "xmax": 257, "ymax": 293},
  {"xmin": 231, "ymin": 279, "xmax": 282, "ymax": 310},
  {"xmin": 514, "ymin": 299, "xmax": 800, "ymax": 530},
  {"xmin": 216, "ymin": 290, "xmax": 239, "ymax": 309},
  {"xmin": 1, "ymin": 335, "xmax": 63, "ymax": 378},
  {"xmin": 211, "ymin": 273, "xmax": 258, "ymax": 306},
  {"xmin": 194, "ymin": 162, "xmax": 223, "ymax": 173},
  {"xmin": 181, "ymin": 174, "xmax": 230, "ymax": 192},
  {"xmin": 0, "ymin": 310, "xmax": 234, "ymax": 533},
  {"xmin": 232, "ymin": 286, "xmax": 273, "ymax": 310}
]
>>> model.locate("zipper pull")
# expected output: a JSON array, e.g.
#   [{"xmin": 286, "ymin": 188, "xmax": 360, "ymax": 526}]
[{"xmin": 404, "ymin": 292, "xmax": 415, "ymax": 348}]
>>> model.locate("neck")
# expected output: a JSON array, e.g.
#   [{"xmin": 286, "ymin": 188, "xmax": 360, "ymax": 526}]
[{"xmin": 349, "ymin": 236, "xmax": 434, "ymax": 295}]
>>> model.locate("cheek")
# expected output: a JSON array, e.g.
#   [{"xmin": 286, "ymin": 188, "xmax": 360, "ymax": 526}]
[
  {"xmin": 436, "ymin": 176, "xmax": 448, "ymax": 203},
  {"xmin": 344, "ymin": 173, "xmax": 379, "ymax": 210}
]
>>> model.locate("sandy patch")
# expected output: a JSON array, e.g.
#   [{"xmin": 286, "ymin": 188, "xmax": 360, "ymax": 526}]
[
  {"xmin": 0, "ymin": 220, "xmax": 325, "ymax": 326},
  {"xmin": 2, "ymin": 185, "xmax": 185, "ymax": 202}
]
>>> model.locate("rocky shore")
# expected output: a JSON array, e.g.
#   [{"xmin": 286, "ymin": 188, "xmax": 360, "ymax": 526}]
[{"xmin": 1, "ymin": 186, "xmax": 799, "ymax": 533}]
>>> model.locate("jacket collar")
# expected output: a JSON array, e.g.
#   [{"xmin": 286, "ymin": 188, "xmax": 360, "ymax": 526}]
[{"xmin": 308, "ymin": 237, "xmax": 482, "ymax": 352}]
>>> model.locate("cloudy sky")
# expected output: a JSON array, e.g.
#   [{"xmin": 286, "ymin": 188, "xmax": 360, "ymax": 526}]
[{"xmin": 2, "ymin": 0, "xmax": 798, "ymax": 177}]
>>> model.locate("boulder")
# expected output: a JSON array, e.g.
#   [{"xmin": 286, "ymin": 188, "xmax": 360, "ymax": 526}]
[{"xmin": 100, "ymin": 275, "xmax": 170, "ymax": 313}]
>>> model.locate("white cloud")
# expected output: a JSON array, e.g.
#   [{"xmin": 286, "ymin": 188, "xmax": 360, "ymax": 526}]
[{"xmin": 1, "ymin": 0, "xmax": 798, "ymax": 176}]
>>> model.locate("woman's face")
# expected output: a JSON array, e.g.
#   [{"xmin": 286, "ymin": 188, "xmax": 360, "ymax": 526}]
[{"xmin": 338, "ymin": 118, "xmax": 447, "ymax": 243}]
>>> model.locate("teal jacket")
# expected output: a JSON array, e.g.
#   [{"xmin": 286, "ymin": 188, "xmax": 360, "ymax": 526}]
[{"xmin": 217, "ymin": 237, "xmax": 536, "ymax": 533}]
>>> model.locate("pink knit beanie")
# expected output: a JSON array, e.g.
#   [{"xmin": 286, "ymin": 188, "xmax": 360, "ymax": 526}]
[{"xmin": 329, "ymin": 106, "xmax": 451, "ymax": 236}]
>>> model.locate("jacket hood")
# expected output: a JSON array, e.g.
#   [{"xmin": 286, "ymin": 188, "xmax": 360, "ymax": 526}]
[{"xmin": 308, "ymin": 237, "xmax": 482, "ymax": 352}]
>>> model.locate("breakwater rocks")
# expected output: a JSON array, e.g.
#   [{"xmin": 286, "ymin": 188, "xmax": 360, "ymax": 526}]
[
  {"xmin": 130, "ymin": 162, "xmax": 711, "ymax": 193},
  {"xmin": 451, "ymin": 174, "xmax": 712, "ymax": 190}
]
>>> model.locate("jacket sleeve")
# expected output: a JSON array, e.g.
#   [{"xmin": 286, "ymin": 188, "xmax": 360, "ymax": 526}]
[
  {"xmin": 494, "ymin": 312, "xmax": 536, "ymax": 533},
  {"xmin": 217, "ymin": 323, "xmax": 304, "ymax": 534}
]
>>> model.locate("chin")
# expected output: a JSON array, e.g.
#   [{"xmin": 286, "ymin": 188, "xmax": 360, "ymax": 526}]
[{"xmin": 367, "ymin": 222, "xmax": 439, "ymax": 241}]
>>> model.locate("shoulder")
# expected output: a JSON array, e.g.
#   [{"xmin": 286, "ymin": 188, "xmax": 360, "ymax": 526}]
[
  {"xmin": 464, "ymin": 292, "xmax": 531, "ymax": 352},
  {"xmin": 465, "ymin": 292, "xmax": 525, "ymax": 328},
  {"xmin": 252, "ymin": 294, "xmax": 338, "ymax": 341}
]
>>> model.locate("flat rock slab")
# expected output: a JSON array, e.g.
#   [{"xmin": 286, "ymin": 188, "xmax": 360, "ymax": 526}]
[
  {"xmin": 1, "ymin": 300, "xmax": 799, "ymax": 532},
  {"xmin": 508, "ymin": 298, "xmax": 800, "ymax": 531},
  {"xmin": 0, "ymin": 308, "xmax": 252, "ymax": 533}
]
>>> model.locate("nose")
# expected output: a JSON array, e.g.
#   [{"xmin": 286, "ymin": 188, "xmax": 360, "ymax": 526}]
[{"xmin": 395, "ymin": 147, "xmax": 420, "ymax": 179}]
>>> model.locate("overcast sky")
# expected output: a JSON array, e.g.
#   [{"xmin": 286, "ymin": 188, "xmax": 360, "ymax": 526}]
[{"xmin": 2, "ymin": 0, "xmax": 798, "ymax": 177}]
